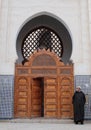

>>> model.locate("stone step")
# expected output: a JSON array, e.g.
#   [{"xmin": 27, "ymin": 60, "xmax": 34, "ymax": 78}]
[{"xmin": 10, "ymin": 118, "xmax": 73, "ymax": 124}]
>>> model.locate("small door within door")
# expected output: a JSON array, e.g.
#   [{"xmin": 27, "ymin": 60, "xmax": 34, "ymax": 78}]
[{"xmin": 31, "ymin": 78, "xmax": 44, "ymax": 117}]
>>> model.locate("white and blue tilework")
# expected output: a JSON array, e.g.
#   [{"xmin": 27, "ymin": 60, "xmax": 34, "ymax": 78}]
[{"xmin": 0, "ymin": 75, "xmax": 14, "ymax": 119}]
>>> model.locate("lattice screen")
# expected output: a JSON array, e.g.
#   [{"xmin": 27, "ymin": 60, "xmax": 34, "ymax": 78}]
[{"xmin": 22, "ymin": 27, "xmax": 63, "ymax": 60}]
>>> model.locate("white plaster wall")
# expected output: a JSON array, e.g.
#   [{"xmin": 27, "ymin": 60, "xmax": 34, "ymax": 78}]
[
  {"xmin": 73, "ymin": 0, "xmax": 91, "ymax": 75},
  {"xmin": 88, "ymin": 0, "xmax": 91, "ymax": 79},
  {"xmin": 0, "ymin": 0, "xmax": 91, "ymax": 75},
  {"xmin": 88, "ymin": 0, "xmax": 91, "ymax": 49}
]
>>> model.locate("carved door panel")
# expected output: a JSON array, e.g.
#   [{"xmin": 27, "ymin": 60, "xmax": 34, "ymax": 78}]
[
  {"xmin": 59, "ymin": 77, "xmax": 73, "ymax": 118},
  {"xmin": 14, "ymin": 76, "xmax": 30, "ymax": 118},
  {"xmin": 31, "ymin": 78, "xmax": 43, "ymax": 117},
  {"xmin": 44, "ymin": 77, "xmax": 58, "ymax": 118}
]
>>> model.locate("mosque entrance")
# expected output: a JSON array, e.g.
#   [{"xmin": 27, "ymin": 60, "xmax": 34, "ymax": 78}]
[
  {"xmin": 14, "ymin": 50, "xmax": 74, "ymax": 118},
  {"xmin": 31, "ymin": 77, "xmax": 58, "ymax": 118},
  {"xmin": 15, "ymin": 14, "xmax": 73, "ymax": 118}
]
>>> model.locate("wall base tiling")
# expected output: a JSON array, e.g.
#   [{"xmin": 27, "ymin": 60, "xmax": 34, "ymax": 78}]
[
  {"xmin": 0, "ymin": 75, "xmax": 14, "ymax": 119},
  {"xmin": 0, "ymin": 75, "xmax": 91, "ymax": 119},
  {"xmin": 75, "ymin": 75, "xmax": 91, "ymax": 119}
]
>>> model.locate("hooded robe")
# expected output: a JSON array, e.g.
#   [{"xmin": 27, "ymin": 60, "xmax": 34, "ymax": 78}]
[{"xmin": 72, "ymin": 91, "xmax": 86, "ymax": 123}]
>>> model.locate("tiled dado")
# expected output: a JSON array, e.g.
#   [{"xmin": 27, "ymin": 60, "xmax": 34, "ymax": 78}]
[
  {"xmin": 0, "ymin": 75, "xmax": 14, "ymax": 119},
  {"xmin": 75, "ymin": 75, "xmax": 91, "ymax": 119},
  {"xmin": 0, "ymin": 75, "xmax": 91, "ymax": 119}
]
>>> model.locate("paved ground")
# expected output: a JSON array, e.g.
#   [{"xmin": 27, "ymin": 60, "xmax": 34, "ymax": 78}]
[{"xmin": 0, "ymin": 119, "xmax": 91, "ymax": 130}]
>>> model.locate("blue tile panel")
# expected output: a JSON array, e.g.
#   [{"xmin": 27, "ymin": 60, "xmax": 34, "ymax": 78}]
[
  {"xmin": 0, "ymin": 75, "xmax": 14, "ymax": 119},
  {"xmin": 75, "ymin": 75, "xmax": 91, "ymax": 119}
]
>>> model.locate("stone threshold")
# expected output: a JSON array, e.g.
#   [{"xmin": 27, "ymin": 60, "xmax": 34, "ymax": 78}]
[{"xmin": 0, "ymin": 118, "xmax": 73, "ymax": 124}]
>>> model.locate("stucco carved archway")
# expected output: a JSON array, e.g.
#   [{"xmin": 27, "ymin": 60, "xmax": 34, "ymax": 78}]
[{"xmin": 16, "ymin": 12, "xmax": 72, "ymax": 64}]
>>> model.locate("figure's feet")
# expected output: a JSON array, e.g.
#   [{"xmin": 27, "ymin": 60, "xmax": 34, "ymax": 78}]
[
  {"xmin": 75, "ymin": 121, "xmax": 78, "ymax": 124},
  {"xmin": 81, "ymin": 121, "xmax": 83, "ymax": 124}
]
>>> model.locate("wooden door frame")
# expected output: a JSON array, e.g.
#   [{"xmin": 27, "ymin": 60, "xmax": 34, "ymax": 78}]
[{"xmin": 14, "ymin": 49, "xmax": 74, "ymax": 118}]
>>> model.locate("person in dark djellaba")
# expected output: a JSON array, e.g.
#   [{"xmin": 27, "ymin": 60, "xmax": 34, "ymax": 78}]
[{"xmin": 72, "ymin": 86, "xmax": 86, "ymax": 124}]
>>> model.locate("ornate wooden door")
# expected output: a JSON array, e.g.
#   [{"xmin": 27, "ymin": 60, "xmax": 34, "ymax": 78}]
[
  {"xmin": 44, "ymin": 77, "xmax": 58, "ymax": 118},
  {"xmin": 14, "ymin": 76, "xmax": 30, "ymax": 118},
  {"xmin": 14, "ymin": 50, "xmax": 74, "ymax": 118},
  {"xmin": 59, "ymin": 76, "xmax": 73, "ymax": 118},
  {"xmin": 31, "ymin": 78, "xmax": 43, "ymax": 117}
]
